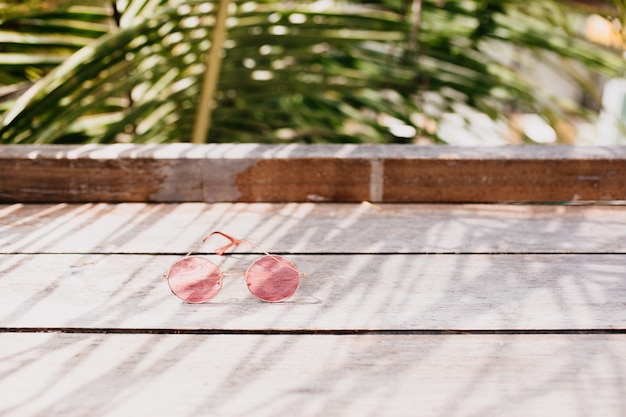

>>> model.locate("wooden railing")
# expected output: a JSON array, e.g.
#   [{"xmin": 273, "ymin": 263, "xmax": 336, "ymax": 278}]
[{"xmin": 1, "ymin": 144, "xmax": 626, "ymax": 203}]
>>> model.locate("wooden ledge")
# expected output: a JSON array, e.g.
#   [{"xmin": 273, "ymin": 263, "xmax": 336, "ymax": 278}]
[{"xmin": 1, "ymin": 144, "xmax": 625, "ymax": 203}]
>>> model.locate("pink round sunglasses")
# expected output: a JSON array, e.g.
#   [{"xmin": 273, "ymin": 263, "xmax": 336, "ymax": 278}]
[{"xmin": 164, "ymin": 231, "xmax": 306, "ymax": 303}]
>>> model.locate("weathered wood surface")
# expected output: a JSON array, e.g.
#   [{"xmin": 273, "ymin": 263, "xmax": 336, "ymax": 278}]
[
  {"xmin": 2, "ymin": 203, "xmax": 626, "ymax": 254},
  {"xmin": 2, "ymin": 144, "xmax": 626, "ymax": 203},
  {"xmin": 1, "ymin": 253, "xmax": 624, "ymax": 330},
  {"xmin": 1, "ymin": 202, "xmax": 625, "ymax": 416},
  {"xmin": 1, "ymin": 333, "xmax": 625, "ymax": 417}
]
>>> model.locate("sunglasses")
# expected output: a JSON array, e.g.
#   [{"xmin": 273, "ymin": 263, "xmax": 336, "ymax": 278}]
[{"xmin": 164, "ymin": 231, "xmax": 306, "ymax": 303}]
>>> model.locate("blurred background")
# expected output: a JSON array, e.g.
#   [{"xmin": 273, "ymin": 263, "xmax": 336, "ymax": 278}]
[{"xmin": 0, "ymin": 0, "xmax": 624, "ymax": 145}]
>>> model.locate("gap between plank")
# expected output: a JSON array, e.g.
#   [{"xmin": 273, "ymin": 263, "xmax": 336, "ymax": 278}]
[
  {"xmin": 1, "ymin": 328, "xmax": 625, "ymax": 335},
  {"xmin": 1, "ymin": 251, "xmax": 625, "ymax": 256}
]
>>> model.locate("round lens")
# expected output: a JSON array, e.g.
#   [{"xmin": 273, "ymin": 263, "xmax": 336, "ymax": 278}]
[
  {"xmin": 245, "ymin": 255, "xmax": 300, "ymax": 302},
  {"xmin": 166, "ymin": 257, "xmax": 222, "ymax": 303}
]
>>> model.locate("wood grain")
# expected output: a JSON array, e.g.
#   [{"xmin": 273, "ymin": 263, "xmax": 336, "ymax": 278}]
[
  {"xmin": 1, "ymin": 333, "xmax": 624, "ymax": 417},
  {"xmin": 384, "ymin": 158, "xmax": 626, "ymax": 202},
  {"xmin": 1, "ymin": 201, "xmax": 624, "ymax": 417},
  {"xmin": 2, "ymin": 203, "xmax": 626, "ymax": 254},
  {"xmin": 1, "ymin": 253, "xmax": 624, "ymax": 330},
  {"xmin": 2, "ymin": 144, "xmax": 625, "ymax": 203}
]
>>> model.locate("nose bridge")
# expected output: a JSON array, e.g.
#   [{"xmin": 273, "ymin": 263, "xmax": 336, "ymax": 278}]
[{"xmin": 221, "ymin": 271, "xmax": 245, "ymax": 277}]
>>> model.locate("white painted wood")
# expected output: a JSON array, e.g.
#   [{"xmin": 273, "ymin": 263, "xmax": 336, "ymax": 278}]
[
  {"xmin": 1, "ymin": 202, "xmax": 624, "ymax": 416},
  {"xmin": 1, "ymin": 333, "xmax": 624, "ymax": 417},
  {"xmin": 2, "ymin": 203, "xmax": 626, "ymax": 254},
  {"xmin": 1, "ymin": 253, "xmax": 624, "ymax": 330},
  {"xmin": 2, "ymin": 142, "xmax": 624, "ymax": 160}
]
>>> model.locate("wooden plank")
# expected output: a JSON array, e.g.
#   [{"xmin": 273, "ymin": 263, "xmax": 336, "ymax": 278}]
[
  {"xmin": 1, "ymin": 333, "xmax": 624, "ymax": 417},
  {"xmin": 384, "ymin": 157, "xmax": 626, "ymax": 202},
  {"xmin": 1, "ymin": 144, "xmax": 626, "ymax": 203},
  {"xmin": 2, "ymin": 203, "xmax": 626, "ymax": 254},
  {"xmin": 1, "ymin": 253, "xmax": 624, "ymax": 330}
]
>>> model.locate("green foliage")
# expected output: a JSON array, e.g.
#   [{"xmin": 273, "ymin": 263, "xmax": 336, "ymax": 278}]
[{"xmin": 0, "ymin": 0, "xmax": 624, "ymax": 144}]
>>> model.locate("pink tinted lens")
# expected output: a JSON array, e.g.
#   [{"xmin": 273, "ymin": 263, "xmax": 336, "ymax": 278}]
[
  {"xmin": 167, "ymin": 257, "xmax": 222, "ymax": 303},
  {"xmin": 245, "ymin": 255, "xmax": 300, "ymax": 302}
]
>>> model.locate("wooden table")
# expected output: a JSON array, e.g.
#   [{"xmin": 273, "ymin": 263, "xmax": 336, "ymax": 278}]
[{"xmin": 1, "ymin": 145, "xmax": 625, "ymax": 416}]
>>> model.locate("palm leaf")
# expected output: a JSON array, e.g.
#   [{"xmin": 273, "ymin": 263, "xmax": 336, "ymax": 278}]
[{"xmin": 0, "ymin": 0, "xmax": 623, "ymax": 144}]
